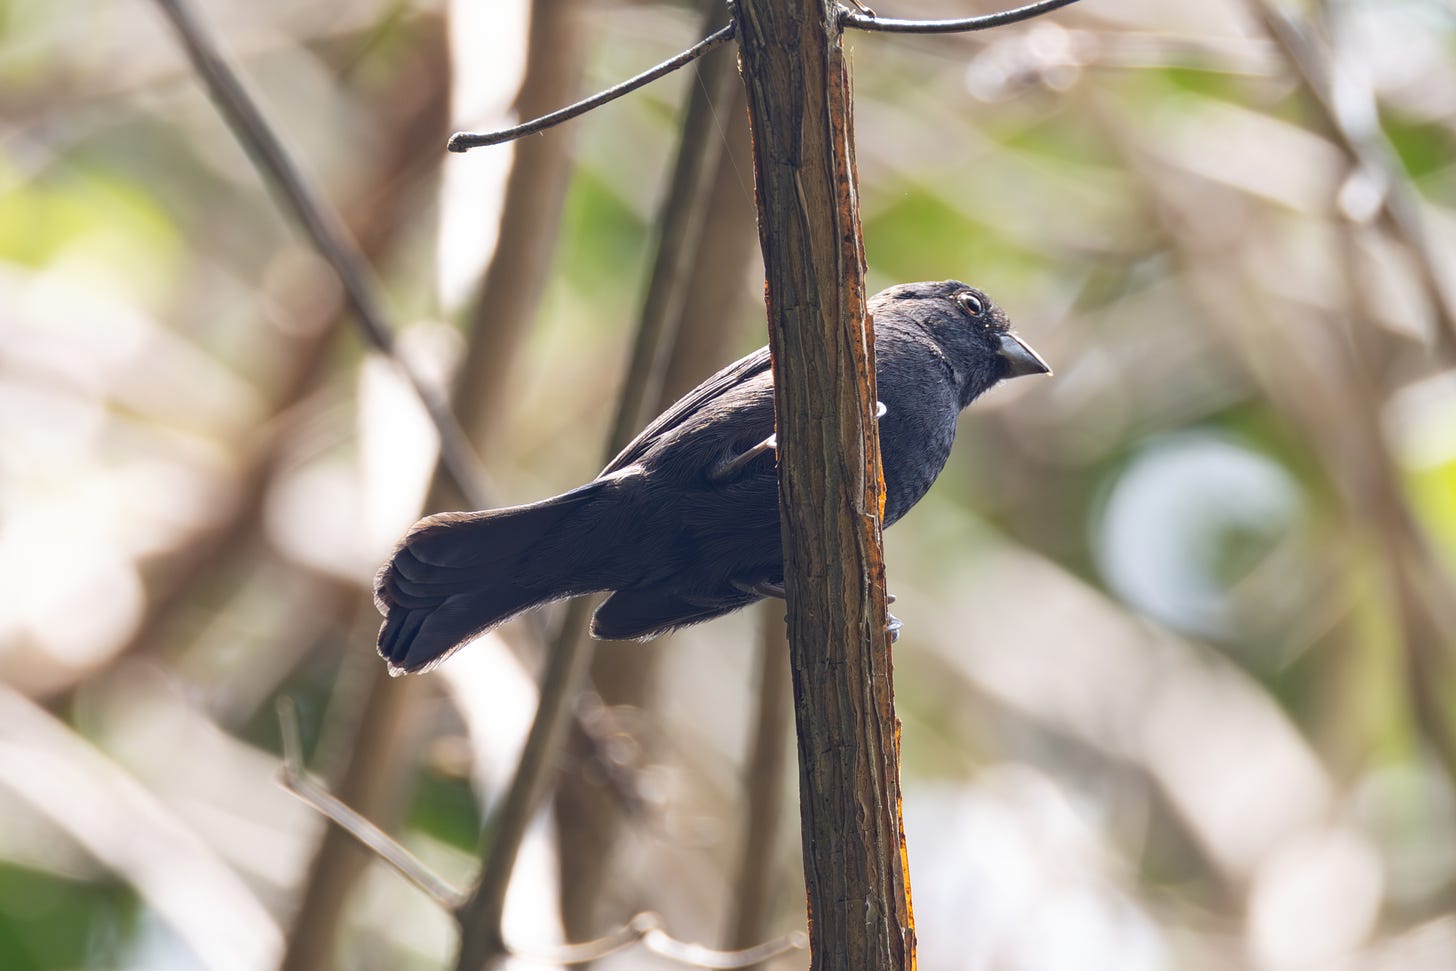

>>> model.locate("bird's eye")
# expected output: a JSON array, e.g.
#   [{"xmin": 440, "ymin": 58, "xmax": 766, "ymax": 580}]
[{"xmin": 957, "ymin": 291, "xmax": 984, "ymax": 317}]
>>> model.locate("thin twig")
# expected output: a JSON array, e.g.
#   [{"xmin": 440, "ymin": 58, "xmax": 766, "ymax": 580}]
[
  {"xmin": 151, "ymin": 0, "xmax": 490, "ymax": 508},
  {"xmin": 722, "ymin": 607, "xmax": 792, "ymax": 969},
  {"xmin": 447, "ymin": 22, "xmax": 737, "ymax": 151},
  {"xmin": 455, "ymin": 4, "xmax": 744, "ymax": 961},
  {"xmin": 1246, "ymin": 0, "xmax": 1456, "ymax": 357},
  {"xmin": 276, "ymin": 698, "xmax": 467, "ymax": 910},
  {"xmin": 841, "ymin": 0, "xmax": 1083, "ymax": 34},
  {"xmin": 642, "ymin": 927, "xmax": 809, "ymax": 969},
  {"xmin": 276, "ymin": 699, "xmax": 808, "ymax": 968}
]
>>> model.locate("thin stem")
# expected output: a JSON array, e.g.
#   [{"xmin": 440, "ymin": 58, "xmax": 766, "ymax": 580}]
[
  {"xmin": 276, "ymin": 699, "xmax": 810, "ymax": 968},
  {"xmin": 151, "ymin": 0, "xmax": 490, "ymax": 509},
  {"xmin": 1246, "ymin": 0, "xmax": 1456, "ymax": 358},
  {"xmin": 275, "ymin": 698, "xmax": 466, "ymax": 911},
  {"xmin": 448, "ymin": 22, "xmax": 737, "ymax": 152},
  {"xmin": 454, "ymin": 5, "xmax": 742, "ymax": 961},
  {"xmin": 841, "ymin": 0, "xmax": 1082, "ymax": 33}
]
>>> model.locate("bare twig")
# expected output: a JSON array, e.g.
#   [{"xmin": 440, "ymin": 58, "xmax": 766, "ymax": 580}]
[
  {"xmin": 0, "ymin": 685, "xmax": 281, "ymax": 971},
  {"xmin": 277, "ymin": 698, "xmax": 809, "ymax": 968},
  {"xmin": 841, "ymin": 0, "xmax": 1083, "ymax": 34},
  {"xmin": 1246, "ymin": 0, "xmax": 1456, "ymax": 358},
  {"xmin": 151, "ymin": 0, "xmax": 490, "ymax": 508},
  {"xmin": 447, "ymin": 22, "xmax": 737, "ymax": 152},
  {"xmin": 723, "ymin": 607, "xmax": 793, "ymax": 967},
  {"xmin": 45, "ymin": 9, "xmax": 453, "ymax": 716},
  {"xmin": 276, "ymin": 698, "xmax": 466, "ymax": 910},
  {"xmin": 508, "ymin": 912, "xmax": 807, "ymax": 968},
  {"xmin": 555, "ymin": 0, "xmax": 754, "ymax": 940},
  {"xmin": 453, "ymin": 8, "xmax": 738, "ymax": 949}
]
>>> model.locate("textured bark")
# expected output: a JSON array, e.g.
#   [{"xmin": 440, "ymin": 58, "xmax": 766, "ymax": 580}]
[{"xmin": 736, "ymin": 1, "xmax": 915, "ymax": 968}]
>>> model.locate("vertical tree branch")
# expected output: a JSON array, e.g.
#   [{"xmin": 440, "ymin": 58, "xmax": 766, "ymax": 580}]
[
  {"xmin": 453, "ymin": 6, "xmax": 730, "ymax": 963},
  {"xmin": 555, "ymin": 1, "xmax": 758, "ymax": 941},
  {"xmin": 285, "ymin": 1, "xmax": 590, "ymax": 966},
  {"xmin": 736, "ymin": 1, "xmax": 914, "ymax": 968},
  {"xmin": 723, "ymin": 609, "xmax": 793, "ymax": 965}
]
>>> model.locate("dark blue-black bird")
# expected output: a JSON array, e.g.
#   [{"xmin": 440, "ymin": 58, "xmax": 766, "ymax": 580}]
[{"xmin": 375, "ymin": 281, "xmax": 1049, "ymax": 674}]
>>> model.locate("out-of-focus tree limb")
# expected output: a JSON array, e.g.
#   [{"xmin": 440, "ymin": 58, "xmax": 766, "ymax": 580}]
[
  {"xmin": 453, "ymin": 1, "xmax": 741, "ymax": 958},
  {"xmin": 41, "ymin": 9, "xmax": 454, "ymax": 710},
  {"xmin": 284, "ymin": 0, "xmax": 591, "ymax": 968},
  {"xmin": 554, "ymin": 5, "xmax": 759, "ymax": 942},
  {"xmin": 737, "ymin": 0, "xmax": 913, "ymax": 968},
  {"xmin": 0, "ymin": 684, "xmax": 281, "ymax": 971},
  {"xmin": 723, "ymin": 608, "xmax": 793, "ymax": 967},
  {"xmin": 1246, "ymin": 0, "xmax": 1456, "ymax": 360},
  {"xmin": 151, "ymin": 0, "xmax": 490, "ymax": 504},
  {"xmin": 1106, "ymin": 100, "xmax": 1456, "ymax": 806}
]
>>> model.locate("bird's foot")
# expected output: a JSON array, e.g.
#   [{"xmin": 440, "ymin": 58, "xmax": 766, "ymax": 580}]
[{"xmin": 886, "ymin": 611, "xmax": 903, "ymax": 643}]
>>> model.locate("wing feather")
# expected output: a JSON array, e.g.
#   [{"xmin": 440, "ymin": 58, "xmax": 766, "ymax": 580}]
[{"xmin": 603, "ymin": 346, "xmax": 774, "ymax": 474}]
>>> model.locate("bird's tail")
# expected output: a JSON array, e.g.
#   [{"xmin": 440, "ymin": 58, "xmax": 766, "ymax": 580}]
[{"xmin": 374, "ymin": 480, "xmax": 616, "ymax": 675}]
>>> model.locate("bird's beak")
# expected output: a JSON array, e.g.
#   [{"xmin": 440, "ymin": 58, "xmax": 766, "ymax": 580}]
[{"xmin": 998, "ymin": 332, "xmax": 1052, "ymax": 378}]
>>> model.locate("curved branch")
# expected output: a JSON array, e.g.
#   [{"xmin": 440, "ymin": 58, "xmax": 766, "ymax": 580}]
[
  {"xmin": 151, "ymin": 0, "xmax": 491, "ymax": 508},
  {"xmin": 841, "ymin": 0, "xmax": 1082, "ymax": 34},
  {"xmin": 448, "ymin": 22, "xmax": 737, "ymax": 151}
]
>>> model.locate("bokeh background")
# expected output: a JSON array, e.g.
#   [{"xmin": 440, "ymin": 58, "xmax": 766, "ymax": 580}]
[{"xmin": 3, "ymin": 0, "xmax": 1456, "ymax": 968}]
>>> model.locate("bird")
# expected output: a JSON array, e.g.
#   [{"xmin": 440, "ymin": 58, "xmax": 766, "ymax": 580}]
[{"xmin": 374, "ymin": 280, "xmax": 1050, "ymax": 675}]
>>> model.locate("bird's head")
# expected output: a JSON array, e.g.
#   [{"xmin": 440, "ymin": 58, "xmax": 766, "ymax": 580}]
[{"xmin": 872, "ymin": 280, "xmax": 1051, "ymax": 407}]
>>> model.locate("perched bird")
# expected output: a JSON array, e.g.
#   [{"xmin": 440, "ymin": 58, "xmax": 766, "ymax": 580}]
[{"xmin": 375, "ymin": 280, "xmax": 1049, "ymax": 674}]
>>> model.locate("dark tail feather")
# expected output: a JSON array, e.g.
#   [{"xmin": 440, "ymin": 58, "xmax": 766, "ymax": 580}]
[{"xmin": 374, "ymin": 482, "xmax": 611, "ymax": 674}]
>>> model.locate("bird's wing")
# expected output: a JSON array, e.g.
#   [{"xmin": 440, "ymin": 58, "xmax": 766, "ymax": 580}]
[{"xmin": 603, "ymin": 345, "xmax": 774, "ymax": 473}]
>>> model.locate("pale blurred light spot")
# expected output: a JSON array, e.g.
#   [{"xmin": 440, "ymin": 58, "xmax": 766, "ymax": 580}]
[
  {"xmin": 1095, "ymin": 433, "xmax": 1303, "ymax": 640},
  {"xmin": 438, "ymin": 638, "xmax": 540, "ymax": 803},
  {"xmin": 1342, "ymin": 0, "xmax": 1456, "ymax": 117},
  {"xmin": 15, "ymin": 264, "xmax": 154, "ymax": 395},
  {"xmin": 1154, "ymin": 98, "xmax": 1344, "ymax": 215},
  {"xmin": 107, "ymin": 457, "xmax": 226, "ymax": 558},
  {"xmin": 357, "ymin": 323, "xmax": 461, "ymax": 562},
  {"xmin": 910, "ymin": 523, "xmax": 1333, "ymax": 885},
  {"xmin": 1247, "ymin": 826, "xmax": 1384, "ymax": 970},
  {"xmin": 1352, "ymin": 759, "xmax": 1456, "ymax": 907},
  {"xmin": 1388, "ymin": 370, "xmax": 1456, "ymax": 471},
  {"xmin": 266, "ymin": 456, "xmax": 369, "ymax": 582},
  {"xmin": 908, "ymin": 768, "xmax": 1167, "ymax": 971},
  {"xmin": 0, "ymin": 383, "xmax": 107, "ymax": 469},
  {"xmin": 964, "ymin": 24, "xmax": 1087, "ymax": 102},
  {"xmin": 438, "ymin": 0, "xmax": 530, "ymax": 308},
  {"xmin": 1337, "ymin": 167, "xmax": 1386, "ymax": 224},
  {"xmin": 439, "ymin": 644, "xmax": 565, "ymax": 961},
  {"xmin": 0, "ymin": 512, "xmax": 141, "ymax": 669},
  {"xmin": 1140, "ymin": 654, "xmax": 1332, "ymax": 880},
  {"xmin": 259, "ymin": 244, "xmax": 343, "ymax": 338}
]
